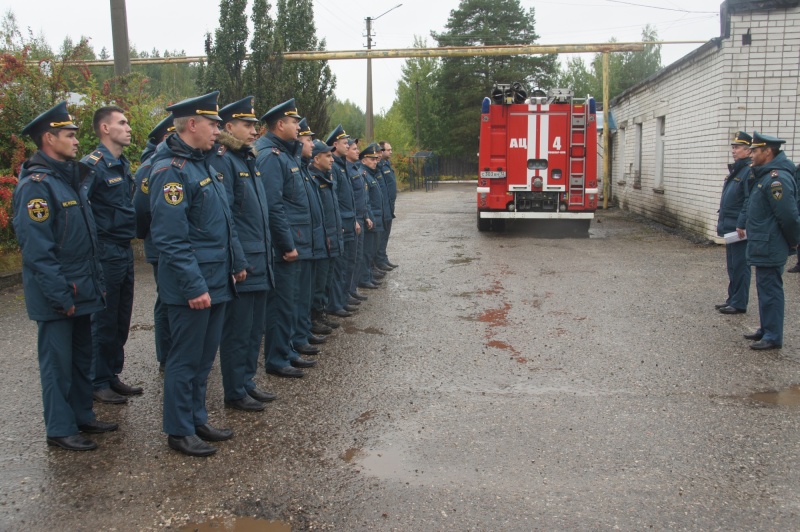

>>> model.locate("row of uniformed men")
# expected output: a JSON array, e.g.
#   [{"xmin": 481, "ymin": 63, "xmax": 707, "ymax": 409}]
[{"xmin": 12, "ymin": 91, "xmax": 398, "ymax": 457}]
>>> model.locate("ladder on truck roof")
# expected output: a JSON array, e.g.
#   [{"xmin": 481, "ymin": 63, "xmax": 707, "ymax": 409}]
[{"xmin": 568, "ymin": 97, "xmax": 588, "ymax": 207}]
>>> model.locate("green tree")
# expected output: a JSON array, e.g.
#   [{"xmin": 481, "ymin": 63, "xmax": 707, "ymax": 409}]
[
  {"xmin": 243, "ymin": 0, "xmax": 283, "ymax": 116},
  {"xmin": 199, "ymin": 0, "xmax": 249, "ymax": 103},
  {"xmin": 431, "ymin": 0, "xmax": 558, "ymax": 156},
  {"xmin": 327, "ymin": 97, "xmax": 366, "ymax": 140},
  {"xmin": 273, "ymin": 0, "xmax": 335, "ymax": 133},
  {"xmin": 394, "ymin": 36, "xmax": 441, "ymax": 151},
  {"xmin": 374, "ymin": 105, "xmax": 414, "ymax": 154}
]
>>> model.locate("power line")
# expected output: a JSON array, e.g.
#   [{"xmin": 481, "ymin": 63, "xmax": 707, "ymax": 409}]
[{"xmin": 604, "ymin": 0, "xmax": 717, "ymax": 14}]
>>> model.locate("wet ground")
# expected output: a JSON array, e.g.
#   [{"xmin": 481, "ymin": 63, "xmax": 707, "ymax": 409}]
[{"xmin": 2, "ymin": 183, "xmax": 800, "ymax": 530}]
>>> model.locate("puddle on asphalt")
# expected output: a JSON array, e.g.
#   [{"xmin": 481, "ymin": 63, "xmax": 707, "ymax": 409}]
[
  {"xmin": 342, "ymin": 326, "xmax": 386, "ymax": 335},
  {"xmin": 357, "ymin": 447, "xmax": 407, "ymax": 478},
  {"xmin": 180, "ymin": 517, "xmax": 290, "ymax": 531},
  {"xmin": 341, "ymin": 447, "xmax": 365, "ymax": 462},
  {"xmin": 750, "ymin": 385, "xmax": 800, "ymax": 407},
  {"xmin": 447, "ymin": 257, "xmax": 477, "ymax": 265}
]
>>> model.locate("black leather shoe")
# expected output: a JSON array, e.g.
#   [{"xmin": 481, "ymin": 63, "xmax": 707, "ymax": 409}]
[
  {"xmin": 385, "ymin": 260, "xmax": 398, "ymax": 268},
  {"xmin": 311, "ymin": 322, "xmax": 333, "ymax": 335},
  {"xmin": 750, "ymin": 339, "xmax": 782, "ymax": 350},
  {"xmin": 295, "ymin": 343, "xmax": 320, "ymax": 355},
  {"xmin": 714, "ymin": 303, "xmax": 729, "ymax": 309},
  {"xmin": 375, "ymin": 264, "xmax": 392, "ymax": 272},
  {"xmin": 344, "ymin": 305, "xmax": 359, "ymax": 312},
  {"xmin": 266, "ymin": 365, "xmax": 304, "ymax": 378},
  {"xmin": 291, "ymin": 357, "xmax": 317, "ymax": 368},
  {"xmin": 308, "ymin": 334, "xmax": 327, "ymax": 345},
  {"xmin": 358, "ymin": 283, "xmax": 379, "ymax": 290},
  {"xmin": 351, "ymin": 292, "xmax": 368, "ymax": 301},
  {"xmin": 168, "ymin": 434, "xmax": 216, "ymax": 457},
  {"xmin": 332, "ymin": 309, "xmax": 353, "ymax": 317},
  {"xmin": 248, "ymin": 387, "xmax": 277, "ymax": 402},
  {"xmin": 347, "ymin": 297, "xmax": 361, "ymax": 305},
  {"xmin": 370, "ymin": 278, "xmax": 383, "ymax": 285},
  {"xmin": 744, "ymin": 331, "xmax": 764, "ymax": 341},
  {"xmin": 788, "ymin": 264, "xmax": 800, "ymax": 273},
  {"xmin": 321, "ymin": 316, "xmax": 341, "ymax": 328},
  {"xmin": 93, "ymin": 387, "xmax": 128, "ymax": 404},
  {"xmin": 110, "ymin": 380, "xmax": 143, "ymax": 396},
  {"xmin": 47, "ymin": 434, "xmax": 97, "ymax": 451},
  {"xmin": 195, "ymin": 423, "xmax": 233, "ymax": 442},
  {"xmin": 371, "ymin": 270, "xmax": 386, "ymax": 279},
  {"xmin": 78, "ymin": 420, "xmax": 119, "ymax": 433},
  {"xmin": 718, "ymin": 306, "xmax": 746, "ymax": 314},
  {"xmin": 159, "ymin": 363, "xmax": 165, "ymax": 373},
  {"xmin": 226, "ymin": 395, "xmax": 266, "ymax": 412}
]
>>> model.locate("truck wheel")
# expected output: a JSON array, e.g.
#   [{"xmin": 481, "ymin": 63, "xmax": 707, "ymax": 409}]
[
  {"xmin": 492, "ymin": 219, "xmax": 505, "ymax": 232},
  {"xmin": 477, "ymin": 213, "xmax": 491, "ymax": 232}
]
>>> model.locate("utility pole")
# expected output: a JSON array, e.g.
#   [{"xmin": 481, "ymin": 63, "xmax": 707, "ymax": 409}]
[
  {"xmin": 109, "ymin": 0, "xmax": 131, "ymax": 76},
  {"xmin": 364, "ymin": 4, "xmax": 402, "ymax": 143},
  {"xmin": 415, "ymin": 80, "xmax": 421, "ymax": 150}
]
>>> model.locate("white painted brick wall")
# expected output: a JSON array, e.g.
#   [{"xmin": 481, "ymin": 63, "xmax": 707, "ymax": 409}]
[{"xmin": 609, "ymin": 4, "xmax": 800, "ymax": 241}]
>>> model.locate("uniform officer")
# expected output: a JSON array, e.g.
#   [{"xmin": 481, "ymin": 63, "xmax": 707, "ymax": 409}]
[
  {"xmin": 214, "ymin": 96, "xmax": 276, "ymax": 411},
  {"xmin": 149, "ymin": 91, "xmax": 246, "ymax": 456},
  {"xmin": 325, "ymin": 125, "xmax": 361, "ymax": 317},
  {"xmin": 253, "ymin": 99, "xmax": 317, "ymax": 378},
  {"xmin": 743, "ymin": 131, "xmax": 800, "ymax": 350},
  {"xmin": 716, "ymin": 131, "xmax": 752, "ymax": 314},
  {"xmin": 347, "ymin": 139, "xmax": 371, "ymax": 299},
  {"xmin": 358, "ymin": 143, "xmax": 385, "ymax": 290},
  {"xmin": 377, "ymin": 141, "xmax": 398, "ymax": 270},
  {"xmin": 13, "ymin": 101, "xmax": 115, "ymax": 451},
  {"xmin": 133, "ymin": 114, "xmax": 174, "ymax": 371},
  {"xmin": 82, "ymin": 106, "xmax": 141, "ymax": 404},
  {"xmin": 370, "ymin": 145, "xmax": 393, "ymax": 282},
  {"xmin": 294, "ymin": 119, "xmax": 328, "ymax": 354},
  {"xmin": 309, "ymin": 138, "xmax": 346, "ymax": 331}
]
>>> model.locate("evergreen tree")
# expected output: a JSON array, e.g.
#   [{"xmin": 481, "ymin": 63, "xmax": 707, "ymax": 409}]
[
  {"xmin": 199, "ymin": 0, "xmax": 249, "ymax": 103},
  {"xmin": 431, "ymin": 0, "xmax": 557, "ymax": 156},
  {"xmin": 243, "ymin": 0, "xmax": 283, "ymax": 115},
  {"xmin": 394, "ymin": 36, "xmax": 441, "ymax": 151},
  {"xmin": 328, "ymin": 97, "xmax": 366, "ymax": 140}
]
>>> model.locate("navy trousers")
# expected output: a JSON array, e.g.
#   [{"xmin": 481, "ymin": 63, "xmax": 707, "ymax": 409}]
[
  {"xmin": 92, "ymin": 243, "xmax": 134, "ymax": 390},
  {"xmin": 38, "ymin": 315, "xmax": 96, "ymax": 437},
  {"xmin": 725, "ymin": 240, "xmax": 750, "ymax": 310},
  {"xmin": 292, "ymin": 260, "xmax": 315, "ymax": 348},
  {"xmin": 349, "ymin": 222, "xmax": 365, "ymax": 295},
  {"xmin": 313, "ymin": 257, "xmax": 333, "ymax": 314},
  {"xmin": 755, "ymin": 265, "xmax": 784, "ymax": 345},
  {"xmin": 361, "ymin": 231, "xmax": 382, "ymax": 283},
  {"xmin": 330, "ymin": 238, "xmax": 356, "ymax": 311},
  {"xmin": 377, "ymin": 218, "xmax": 392, "ymax": 265},
  {"xmin": 151, "ymin": 262, "xmax": 172, "ymax": 365},
  {"xmin": 265, "ymin": 260, "xmax": 299, "ymax": 369},
  {"xmin": 163, "ymin": 302, "xmax": 225, "ymax": 436},
  {"xmin": 220, "ymin": 290, "xmax": 267, "ymax": 402}
]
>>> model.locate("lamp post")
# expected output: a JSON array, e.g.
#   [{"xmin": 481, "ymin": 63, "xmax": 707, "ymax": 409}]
[{"xmin": 364, "ymin": 3, "xmax": 402, "ymax": 143}]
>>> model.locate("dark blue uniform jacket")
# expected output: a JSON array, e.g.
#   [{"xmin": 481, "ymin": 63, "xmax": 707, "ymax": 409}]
[
  {"xmin": 332, "ymin": 155, "xmax": 356, "ymax": 241},
  {"xmin": 364, "ymin": 166, "xmax": 385, "ymax": 232},
  {"xmin": 133, "ymin": 141, "xmax": 163, "ymax": 263},
  {"xmin": 745, "ymin": 151, "xmax": 800, "ymax": 267},
  {"xmin": 717, "ymin": 157, "xmax": 751, "ymax": 236},
  {"xmin": 254, "ymin": 132, "xmax": 324, "ymax": 261},
  {"xmin": 211, "ymin": 132, "xmax": 274, "ymax": 292},
  {"xmin": 349, "ymin": 161, "xmax": 369, "ymax": 221},
  {"xmin": 148, "ymin": 133, "xmax": 238, "ymax": 305},
  {"xmin": 309, "ymin": 164, "xmax": 343, "ymax": 258},
  {"xmin": 13, "ymin": 152, "xmax": 105, "ymax": 320},
  {"xmin": 81, "ymin": 143, "xmax": 136, "ymax": 249},
  {"xmin": 378, "ymin": 160, "xmax": 398, "ymax": 218}
]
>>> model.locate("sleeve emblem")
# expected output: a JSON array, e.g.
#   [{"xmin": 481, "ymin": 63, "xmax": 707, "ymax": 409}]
[
  {"xmin": 772, "ymin": 187, "xmax": 783, "ymax": 201},
  {"xmin": 140, "ymin": 177, "xmax": 150, "ymax": 194},
  {"xmin": 27, "ymin": 198, "xmax": 50, "ymax": 222},
  {"xmin": 163, "ymin": 182, "xmax": 184, "ymax": 205}
]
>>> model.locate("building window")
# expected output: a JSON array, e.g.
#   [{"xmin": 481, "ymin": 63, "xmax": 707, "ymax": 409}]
[
  {"xmin": 634, "ymin": 122, "xmax": 642, "ymax": 188},
  {"xmin": 654, "ymin": 116, "xmax": 665, "ymax": 190}
]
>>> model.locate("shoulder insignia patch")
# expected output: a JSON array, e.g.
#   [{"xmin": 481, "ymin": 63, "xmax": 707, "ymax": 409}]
[
  {"xmin": 170, "ymin": 157, "xmax": 186, "ymax": 169},
  {"xmin": 86, "ymin": 150, "xmax": 104, "ymax": 165},
  {"xmin": 27, "ymin": 198, "xmax": 50, "ymax": 222},
  {"xmin": 771, "ymin": 181, "xmax": 782, "ymax": 188},
  {"xmin": 199, "ymin": 177, "xmax": 212, "ymax": 187},
  {"xmin": 163, "ymin": 182, "xmax": 184, "ymax": 205},
  {"xmin": 140, "ymin": 177, "xmax": 150, "ymax": 194},
  {"xmin": 772, "ymin": 187, "xmax": 783, "ymax": 201},
  {"xmin": 30, "ymin": 173, "xmax": 45, "ymax": 182},
  {"xmin": 771, "ymin": 170, "xmax": 779, "ymax": 177}
]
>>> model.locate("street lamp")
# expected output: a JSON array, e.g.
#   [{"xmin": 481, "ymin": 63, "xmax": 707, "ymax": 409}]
[{"xmin": 364, "ymin": 3, "xmax": 402, "ymax": 143}]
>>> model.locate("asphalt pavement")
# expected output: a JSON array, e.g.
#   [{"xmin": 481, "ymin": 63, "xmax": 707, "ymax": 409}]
[{"xmin": 1, "ymin": 183, "xmax": 800, "ymax": 531}]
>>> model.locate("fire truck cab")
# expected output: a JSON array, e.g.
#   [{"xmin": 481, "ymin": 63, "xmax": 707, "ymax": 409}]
[{"xmin": 477, "ymin": 83, "xmax": 598, "ymax": 232}]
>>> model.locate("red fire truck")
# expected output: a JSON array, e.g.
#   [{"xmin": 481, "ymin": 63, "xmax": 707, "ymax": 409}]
[{"xmin": 477, "ymin": 83, "xmax": 598, "ymax": 232}]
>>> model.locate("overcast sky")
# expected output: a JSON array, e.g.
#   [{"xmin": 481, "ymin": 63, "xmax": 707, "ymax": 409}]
[{"xmin": 5, "ymin": 0, "xmax": 723, "ymax": 114}]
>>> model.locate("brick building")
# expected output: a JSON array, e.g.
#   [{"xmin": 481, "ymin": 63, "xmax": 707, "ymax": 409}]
[{"xmin": 608, "ymin": 0, "xmax": 800, "ymax": 241}]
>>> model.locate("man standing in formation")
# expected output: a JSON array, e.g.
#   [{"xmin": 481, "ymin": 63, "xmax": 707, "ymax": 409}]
[
  {"xmin": 742, "ymin": 132, "xmax": 800, "ymax": 350},
  {"xmin": 715, "ymin": 132, "xmax": 752, "ymax": 315},
  {"xmin": 377, "ymin": 141, "xmax": 399, "ymax": 270},
  {"xmin": 13, "ymin": 102, "xmax": 115, "ymax": 451},
  {"xmin": 358, "ymin": 143, "xmax": 386, "ymax": 290},
  {"xmin": 83, "ymin": 107, "xmax": 142, "ymax": 404}
]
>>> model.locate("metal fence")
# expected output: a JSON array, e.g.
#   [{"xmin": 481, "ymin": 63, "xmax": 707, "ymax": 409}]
[{"xmin": 408, "ymin": 153, "xmax": 478, "ymax": 191}]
